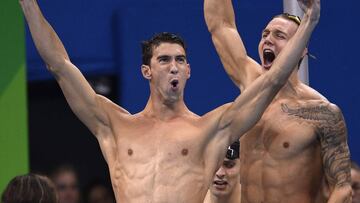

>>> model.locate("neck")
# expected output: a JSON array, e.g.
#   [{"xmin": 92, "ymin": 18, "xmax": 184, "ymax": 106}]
[
  {"xmin": 143, "ymin": 90, "xmax": 189, "ymax": 120},
  {"xmin": 208, "ymin": 184, "xmax": 241, "ymax": 203},
  {"xmin": 276, "ymin": 67, "xmax": 302, "ymax": 99}
]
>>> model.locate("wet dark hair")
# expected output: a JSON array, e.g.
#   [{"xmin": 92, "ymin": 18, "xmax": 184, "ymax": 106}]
[
  {"xmin": 1, "ymin": 173, "xmax": 58, "ymax": 203},
  {"xmin": 141, "ymin": 32, "xmax": 187, "ymax": 66},
  {"xmin": 226, "ymin": 141, "xmax": 240, "ymax": 160}
]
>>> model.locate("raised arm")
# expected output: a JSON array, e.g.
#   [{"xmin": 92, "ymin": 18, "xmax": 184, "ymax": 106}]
[
  {"xmin": 19, "ymin": 0, "xmax": 125, "ymax": 137},
  {"xmin": 219, "ymin": 0, "xmax": 320, "ymax": 142},
  {"xmin": 204, "ymin": 0, "xmax": 261, "ymax": 91}
]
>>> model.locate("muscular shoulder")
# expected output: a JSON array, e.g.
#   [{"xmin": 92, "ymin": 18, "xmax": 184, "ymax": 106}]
[
  {"xmin": 283, "ymin": 84, "xmax": 344, "ymax": 122},
  {"xmin": 283, "ymin": 99, "xmax": 343, "ymax": 123},
  {"xmin": 300, "ymin": 84, "xmax": 344, "ymax": 126},
  {"xmin": 281, "ymin": 94, "xmax": 345, "ymax": 135},
  {"xmin": 299, "ymin": 83, "xmax": 328, "ymax": 101},
  {"xmin": 293, "ymin": 100, "xmax": 346, "ymax": 140},
  {"xmin": 314, "ymin": 102, "xmax": 345, "ymax": 135}
]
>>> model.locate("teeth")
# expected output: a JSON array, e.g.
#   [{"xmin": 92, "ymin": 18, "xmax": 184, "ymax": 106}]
[{"xmin": 264, "ymin": 49, "xmax": 273, "ymax": 54}]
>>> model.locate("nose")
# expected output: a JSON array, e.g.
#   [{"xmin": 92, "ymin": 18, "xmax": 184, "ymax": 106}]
[
  {"xmin": 215, "ymin": 167, "xmax": 226, "ymax": 179},
  {"xmin": 264, "ymin": 34, "xmax": 273, "ymax": 46},
  {"xmin": 170, "ymin": 62, "xmax": 178, "ymax": 74}
]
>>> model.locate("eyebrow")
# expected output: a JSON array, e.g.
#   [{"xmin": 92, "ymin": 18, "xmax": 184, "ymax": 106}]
[
  {"xmin": 157, "ymin": 55, "xmax": 170, "ymax": 60},
  {"xmin": 262, "ymin": 29, "xmax": 287, "ymax": 36},
  {"xmin": 274, "ymin": 29, "xmax": 287, "ymax": 36},
  {"xmin": 175, "ymin": 55, "xmax": 187, "ymax": 59},
  {"xmin": 157, "ymin": 55, "xmax": 187, "ymax": 59}
]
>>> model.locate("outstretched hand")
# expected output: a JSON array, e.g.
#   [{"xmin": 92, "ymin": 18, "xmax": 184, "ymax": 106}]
[{"xmin": 297, "ymin": 0, "xmax": 320, "ymax": 22}]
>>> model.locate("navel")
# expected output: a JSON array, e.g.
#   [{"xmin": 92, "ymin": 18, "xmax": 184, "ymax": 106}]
[
  {"xmin": 283, "ymin": 142, "xmax": 290, "ymax": 148},
  {"xmin": 128, "ymin": 148, "xmax": 133, "ymax": 156},
  {"xmin": 181, "ymin": 148, "xmax": 189, "ymax": 156}
]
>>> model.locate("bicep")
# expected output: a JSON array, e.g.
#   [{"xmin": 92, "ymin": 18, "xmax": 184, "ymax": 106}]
[
  {"xmin": 211, "ymin": 27, "xmax": 261, "ymax": 91},
  {"xmin": 53, "ymin": 60, "xmax": 111, "ymax": 134},
  {"xmin": 319, "ymin": 105, "xmax": 351, "ymax": 188}
]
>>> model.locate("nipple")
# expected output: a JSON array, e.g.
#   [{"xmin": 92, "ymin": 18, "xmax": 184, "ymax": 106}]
[
  {"xmin": 128, "ymin": 149, "xmax": 133, "ymax": 156},
  {"xmin": 181, "ymin": 148, "xmax": 189, "ymax": 156}
]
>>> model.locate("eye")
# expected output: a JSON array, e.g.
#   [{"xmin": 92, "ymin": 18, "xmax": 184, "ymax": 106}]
[
  {"xmin": 262, "ymin": 33, "xmax": 268, "ymax": 38},
  {"xmin": 176, "ymin": 56, "xmax": 186, "ymax": 64},
  {"xmin": 223, "ymin": 161, "xmax": 235, "ymax": 168},
  {"xmin": 158, "ymin": 56, "xmax": 170, "ymax": 63},
  {"xmin": 275, "ymin": 33, "xmax": 286, "ymax": 39}
]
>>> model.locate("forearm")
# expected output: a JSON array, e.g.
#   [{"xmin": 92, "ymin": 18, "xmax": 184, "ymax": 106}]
[
  {"xmin": 204, "ymin": 0, "xmax": 235, "ymax": 33},
  {"xmin": 20, "ymin": 0, "xmax": 69, "ymax": 72}
]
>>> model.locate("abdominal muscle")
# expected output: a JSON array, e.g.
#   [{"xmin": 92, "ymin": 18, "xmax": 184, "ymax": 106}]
[
  {"xmin": 108, "ymin": 154, "xmax": 209, "ymax": 203},
  {"xmin": 241, "ymin": 148, "xmax": 326, "ymax": 203}
]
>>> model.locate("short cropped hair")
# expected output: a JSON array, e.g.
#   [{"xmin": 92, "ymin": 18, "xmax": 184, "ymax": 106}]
[
  {"xmin": 273, "ymin": 13, "xmax": 301, "ymax": 26},
  {"xmin": 141, "ymin": 32, "xmax": 187, "ymax": 66},
  {"xmin": 1, "ymin": 173, "xmax": 58, "ymax": 203}
]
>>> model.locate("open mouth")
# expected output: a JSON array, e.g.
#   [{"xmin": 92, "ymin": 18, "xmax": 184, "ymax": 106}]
[
  {"xmin": 263, "ymin": 49, "xmax": 275, "ymax": 70},
  {"xmin": 213, "ymin": 180, "xmax": 228, "ymax": 186},
  {"xmin": 170, "ymin": 79, "xmax": 179, "ymax": 89}
]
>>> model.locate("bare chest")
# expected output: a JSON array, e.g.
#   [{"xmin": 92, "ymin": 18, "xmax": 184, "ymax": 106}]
[
  {"xmin": 241, "ymin": 102, "xmax": 320, "ymax": 160},
  {"xmin": 114, "ymin": 120, "xmax": 204, "ymax": 162},
  {"xmin": 240, "ymin": 100, "xmax": 328, "ymax": 203},
  {"xmin": 109, "ymin": 120, "xmax": 208, "ymax": 201}
]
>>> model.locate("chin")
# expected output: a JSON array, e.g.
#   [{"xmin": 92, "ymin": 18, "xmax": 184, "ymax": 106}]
[
  {"xmin": 164, "ymin": 95, "xmax": 180, "ymax": 104},
  {"xmin": 212, "ymin": 190, "xmax": 230, "ymax": 197},
  {"xmin": 261, "ymin": 64, "xmax": 273, "ymax": 70}
]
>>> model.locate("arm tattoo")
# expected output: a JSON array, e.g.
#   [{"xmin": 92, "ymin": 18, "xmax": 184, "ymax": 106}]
[{"xmin": 281, "ymin": 103, "xmax": 351, "ymax": 187}]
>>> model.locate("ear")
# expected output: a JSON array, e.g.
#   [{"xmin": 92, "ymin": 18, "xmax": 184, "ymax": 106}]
[
  {"xmin": 186, "ymin": 64, "xmax": 191, "ymax": 79},
  {"xmin": 141, "ymin": 65, "xmax": 152, "ymax": 80}
]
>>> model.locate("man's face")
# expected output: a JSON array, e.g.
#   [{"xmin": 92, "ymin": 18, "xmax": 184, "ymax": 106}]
[
  {"xmin": 210, "ymin": 158, "xmax": 240, "ymax": 197},
  {"xmin": 258, "ymin": 17, "xmax": 298, "ymax": 70},
  {"xmin": 146, "ymin": 42, "xmax": 190, "ymax": 103},
  {"xmin": 54, "ymin": 171, "xmax": 80, "ymax": 203},
  {"xmin": 351, "ymin": 169, "xmax": 360, "ymax": 203}
]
